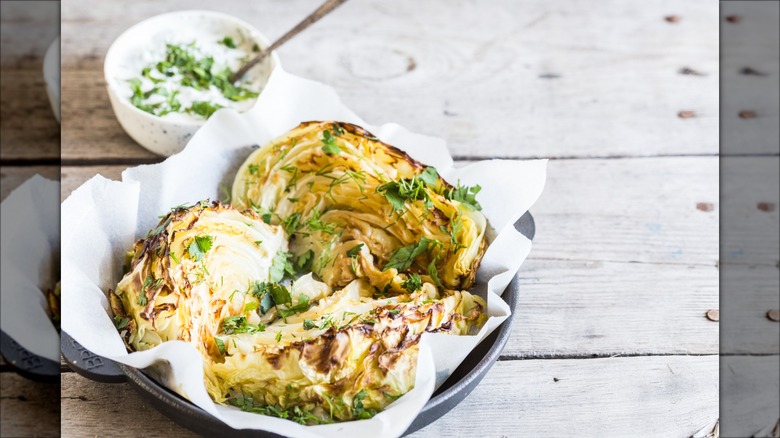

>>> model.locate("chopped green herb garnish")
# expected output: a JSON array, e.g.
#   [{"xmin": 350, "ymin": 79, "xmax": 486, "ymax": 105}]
[
  {"xmin": 307, "ymin": 210, "xmax": 338, "ymax": 234},
  {"xmin": 218, "ymin": 36, "xmax": 237, "ymax": 48},
  {"xmin": 417, "ymin": 167, "xmax": 439, "ymax": 186},
  {"xmin": 428, "ymin": 257, "xmax": 443, "ymax": 288},
  {"xmin": 188, "ymin": 235, "xmax": 214, "ymax": 261},
  {"xmin": 282, "ymin": 213, "xmax": 302, "ymax": 235},
  {"xmin": 113, "ymin": 315, "xmax": 130, "ymax": 330},
  {"xmin": 189, "ymin": 101, "xmax": 223, "ymax": 118},
  {"xmin": 376, "ymin": 167, "xmax": 438, "ymax": 210},
  {"xmin": 352, "ymin": 389, "xmax": 379, "ymax": 419},
  {"xmin": 277, "ymin": 294, "xmax": 311, "ymax": 319},
  {"xmin": 401, "ymin": 273, "xmax": 423, "ymax": 292},
  {"xmin": 385, "ymin": 236, "xmax": 434, "ymax": 271},
  {"xmin": 346, "ymin": 243, "xmax": 364, "ymax": 258},
  {"xmin": 220, "ymin": 315, "xmax": 265, "ymax": 334},
  {"xmin": 321, "ymin": 130, "xmax": 341, "ymax": 155},
  {"xmin": 444, "ymin": 181, "xmax": 482, "ymax": 211},
  {"xmin": 303, "ymin": 319, "xmax": 317, "ymax": 330},
  {"xmin": 214, "ymin": 337, "xmax": 226, "ymax": 354}
]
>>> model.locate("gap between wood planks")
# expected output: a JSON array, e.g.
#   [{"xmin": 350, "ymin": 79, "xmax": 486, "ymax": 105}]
[{"xmin": 3, "ymin": 151, "xmax": 778, "ymax": 169}]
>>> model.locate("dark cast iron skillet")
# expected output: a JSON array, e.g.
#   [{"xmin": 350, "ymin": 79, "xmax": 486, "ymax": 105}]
[
  {"xmin": 61, "ymin": 212, "xmax": 535, "ymax": 437},
  {"xmin": 0, "ymin": 329, "xmax": 61, "ymax": 382}
]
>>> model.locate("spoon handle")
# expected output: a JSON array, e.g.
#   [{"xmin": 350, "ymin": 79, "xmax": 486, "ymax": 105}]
[{"xmin": 231, "ymin": 0, "xmax": 350, "ymax": 82}]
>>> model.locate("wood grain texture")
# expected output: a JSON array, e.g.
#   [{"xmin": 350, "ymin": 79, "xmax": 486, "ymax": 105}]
[
  {"xmin": 721, "ymin": 265, "xmax": 780, "ymax": 355},
  {"xmin": 1, "ymin": 165, "xmax": 60, "ymax": 200},
  {"xmin": 721, "ymin": 1, "xmax": 780, "ymax": 156},
  {"xmin": 525, "ymin": 157, "xmax": 719, "ymax": 266},
  {"xmin": 0, "ymin": 1, "xmax": 59, "ymax": 65},
  {"xmin": 59, "ymin": 355, "xmax": 718, "ymax": 438},
  {"xmin": 0, "ymin": 66, "xmax": 61, "ymax": 161},
  {"xmin": 508, "ymin": 258, "xmax": 718, "ymax": 357},
  {"xmin": 61, "ymin": 0, "xmax": 718, "ymax": 161},
  {"xmin": 0, "ymin": 372, "xmax": 61, "ymax": 438},
  {"xmin": 721, "ymin": 157, "xmax": 779, "ymax": 268},
  {"xmin": 720, "ymin": 356, "xmax": 780, "ymax": 438}
]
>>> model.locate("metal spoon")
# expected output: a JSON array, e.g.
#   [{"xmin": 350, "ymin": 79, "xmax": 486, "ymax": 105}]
[{"xmin": 231, "ymin": 0, "xmax": 350, "ymax": 83}]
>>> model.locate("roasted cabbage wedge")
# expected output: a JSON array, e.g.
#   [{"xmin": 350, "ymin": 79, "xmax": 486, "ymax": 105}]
[
  {"xmin": 231, "ymin": 121, "xmax": 487, "ymax": 292},
  {"xmin": 111, "ymin": 122, "xmax": 490, "ymax": 424}
]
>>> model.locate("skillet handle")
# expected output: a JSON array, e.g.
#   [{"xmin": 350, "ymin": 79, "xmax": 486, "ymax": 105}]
[{"xmin": 61, "ymin": 331, "xmax": 126, "ymax": 383}]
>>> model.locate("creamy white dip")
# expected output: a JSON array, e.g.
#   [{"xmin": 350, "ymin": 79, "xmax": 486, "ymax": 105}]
[{"xmin": 115, "ymin": 28, "xmax": 265, "ymax": 122}]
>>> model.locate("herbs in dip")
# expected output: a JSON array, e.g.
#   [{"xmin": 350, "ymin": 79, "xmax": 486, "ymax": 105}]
[{"xmin": 122, "ymin": 35, "xmax": 263, "ymax": 121}]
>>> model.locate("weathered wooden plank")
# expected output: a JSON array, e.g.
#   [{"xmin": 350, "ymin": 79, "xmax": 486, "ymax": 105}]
[
  {"xmin": 59, "ymin": 355, "xmax": 719, "ymax": 438},
  {"xmin": 530, "ymin": 157, "xmax": 720, "ymax": 266},
  {"xmin": 0, "ymin": 67, "xmax": 61, "ymax": 161},
  {"xmin": 721, "ymin": 157, "xmax": 779, "ymax": 268},
  {"xmin": 0, "ymin": 1, "xmax": 59, "ymax": 65},
  {"xmin": 1, "ymin": 165, "xmax": 60, "ymax": 200},
  {"xmin": 721, "ymin": 265, "xmax": 780, "ymax": 355},
  {"xmin": 721, "ymin": 1, "xmax": 780, "ymax": 156},
  {"xmin": 0, "ymin": 372, "xmax": 61, "ymax": 438},
  {"xmin": 721, "ymin": 356, "xmax": 780, "ymax": 438},
  {"xmin": 61, "ymin": 0, "xmax": 718, "ymax": 161},
  {"xmin": 507, "ymin": 258, "xmax": 719, "ymax": 357}
]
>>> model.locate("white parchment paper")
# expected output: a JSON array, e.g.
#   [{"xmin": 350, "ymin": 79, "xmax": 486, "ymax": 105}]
[
  {"xmin": 1, "ymin": 175, "xmax": 61, "ymax": 362},
  {"xmin": 61, "ymin": 68, "xmax": 546, "ymax": 437}
]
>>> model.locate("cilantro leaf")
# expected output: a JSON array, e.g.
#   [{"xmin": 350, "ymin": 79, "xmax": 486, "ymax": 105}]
[
  {"xmin": 321, "ymin": 130, "xmax": 341, "ymax": 155},
  {"xmin": 188, "ymin": 235, "xmax": 214, "ymax": 261},
  {"xmin": 385, "ymin": 237, "xmax": 433, "ymax": 271},
  {"xmin": 444, "ymin": 181, "xmax": 482, "ymax": 211},
  {"xmin": 220, "ymin": 315, "xmax": 265, "ymax": 334},
  {"xmin": 352, "ymin": 389, "xmax": 378, "ymax": 419},
  {"xmin": 401, "ymin": 273, "xmax": 423, "ymax": 292},
  {"xmin": 269, "ymin": 283, "xmax": 292, "ymax": 306},
  {"xmin": 278, "ymin": 294, "xmax": 311, "ymax": 319},
  {"xmin": 376, "ymin": 173, "xmax": 432, "ymax": 211},
  {"xmin": 418, "ymin": 167, "xmax": 439, "ymax": 186}
]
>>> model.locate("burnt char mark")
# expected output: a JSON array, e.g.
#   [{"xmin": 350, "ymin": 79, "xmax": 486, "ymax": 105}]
[
  {"xmin": 301, "ymin": 330, "xmax": 351, "ymax": 375},
  {"xmin": 431, "ymin": 207, "xmax": 448, "ymax": 225},
  {"xmin": 152, "ymin": 303, "xmax": 177, "ymax": 317},
  {"xmin": 266, "ymin": 351, "xmax": 286, "ymax": 370},
  {"xmin": 377, "ymin": 335, "xmax": 421, "ymax": 374}
]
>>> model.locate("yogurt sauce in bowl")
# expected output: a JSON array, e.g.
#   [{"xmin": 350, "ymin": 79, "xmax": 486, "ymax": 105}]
[{"xmin": 104, "ymin": 11, "xmax": 278, "ymax": 156}]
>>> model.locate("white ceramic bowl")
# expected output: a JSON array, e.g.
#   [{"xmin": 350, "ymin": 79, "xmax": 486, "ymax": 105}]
[
  {"xmin": 43, "ymin": 37, "xmax": 60, "ymax": 123},
  {"xmin": 104, "ymin": 10, "xmax": 280, "ymax": 157}
]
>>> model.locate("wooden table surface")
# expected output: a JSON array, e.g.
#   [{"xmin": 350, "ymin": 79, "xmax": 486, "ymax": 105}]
[{"xmin": 2, "ymin": 0, "xmax": 777, "ymax": 436}]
